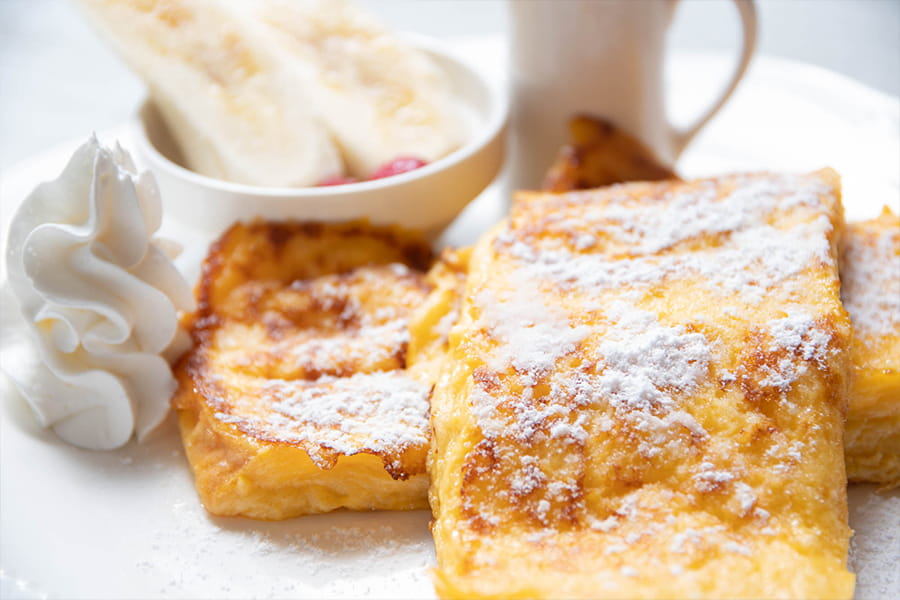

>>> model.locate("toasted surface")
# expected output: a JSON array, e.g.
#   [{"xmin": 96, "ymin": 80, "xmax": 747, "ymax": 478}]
[
  {"xmin": 424, "ymin": 171, "xmax": 854, "ymax": 599},
  {"xmin": 173, "ymin": 221, "xmax": 437, "ymax": 519},
  {"xmin": 841, "ymin": 208, "xmax": 900, "ymax": 487},
  {"xmin": 541, "ymin": 115, "xmax": 678, "ymax": 192}
]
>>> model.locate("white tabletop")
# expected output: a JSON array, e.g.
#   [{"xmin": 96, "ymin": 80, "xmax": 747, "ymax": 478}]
[{"xmin": 0, "ymin": 0, "xmax": 898, "ymax": 176}]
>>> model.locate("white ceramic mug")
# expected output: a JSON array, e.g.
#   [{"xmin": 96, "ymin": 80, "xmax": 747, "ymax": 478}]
[{"xmin": 508, "ymin": 0, "xmax": 757, "ymax": 189}]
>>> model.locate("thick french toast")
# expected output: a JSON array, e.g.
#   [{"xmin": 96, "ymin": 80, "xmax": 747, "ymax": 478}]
[
  {"xmin": 425, "ymin": 170, "xmax": 854, "ymax": 599},
  {"xmin": 173, "ymin": 221, "xmax": 438, "ymax": 519},
  {"xmin": 841, "ymin": 208, "xmax": 900, "ymax": 487}
]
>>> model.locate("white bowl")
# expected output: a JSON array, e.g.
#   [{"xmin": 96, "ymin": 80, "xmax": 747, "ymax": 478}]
[{"xmin": 131, "ymin": 36, "xmax": 508, "ymax": 238}]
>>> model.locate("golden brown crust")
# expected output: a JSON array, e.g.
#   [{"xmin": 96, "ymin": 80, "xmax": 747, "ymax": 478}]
[
  {"xmin": 541, "ymin": 115, "xmax": 678, "ymax": 192},
  {"xmin": 192, "ymin": 220, "xmax": 433, "ymax": 332}
]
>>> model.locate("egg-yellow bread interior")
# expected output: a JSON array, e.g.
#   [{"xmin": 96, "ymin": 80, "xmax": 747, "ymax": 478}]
[
  {"xmin": 173, "ymin": 220, "xmax": 444, "ymax": 519},
  {"xmin": 840, "ymin": 208, "xmax": 900, "ymax": 488},
  {"xmin": 422, "ymin": 170, "xmax": 855, "ymax": 599}
]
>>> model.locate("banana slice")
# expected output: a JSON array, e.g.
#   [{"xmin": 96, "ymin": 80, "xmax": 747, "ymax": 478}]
[
  {"xmin": 76, "ymin": 0, "xmax": 343, "ymax": 187},
  {"xmin": 236, "ymin": 0, "xmax": 469, "ymax": 178}
]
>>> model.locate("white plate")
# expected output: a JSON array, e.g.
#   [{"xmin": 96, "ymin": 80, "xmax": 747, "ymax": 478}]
[{"xmin": 2, "ymin": 37, "xmax": 899, "ymax": 599}]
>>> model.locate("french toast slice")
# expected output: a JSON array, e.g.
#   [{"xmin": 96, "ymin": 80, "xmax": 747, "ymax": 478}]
[
  {"xmin": 840, "ymin": 208, "xmax": 900, "ymax": 488},
  {"xmin": 425, "ymin": 170, "xmax": 855, "ymax": 598},
  {"xmin": 541, "ymin": 115, "xmax": 678, "ymax": 192},
  {"xmin": 173, "ymin": 221, "xmax": 438, "ymax": 519}
]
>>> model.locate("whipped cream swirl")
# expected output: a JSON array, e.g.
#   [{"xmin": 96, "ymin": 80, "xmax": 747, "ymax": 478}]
[{"xmin": 3, "ymin": 136, "xmax": 194, "ymax": 449}]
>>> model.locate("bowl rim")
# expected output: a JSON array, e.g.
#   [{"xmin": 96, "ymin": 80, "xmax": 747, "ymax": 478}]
[{"xmin": 132, "ymin": 33, "xmax": 509, "ymax": 198}]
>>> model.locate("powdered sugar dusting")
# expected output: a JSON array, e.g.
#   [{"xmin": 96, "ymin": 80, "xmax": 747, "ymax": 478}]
[
  {"xmin": 767, "ymin": 310, "xmax": 834, "ymax": 362},
  {"xmin": 840, "ymin": 217, "xmax": 900, "ymax": 338},
  {"xmin": 465, "ymin": 270, "xmax": 593, "ymax": 443},
  {"xmin": 596, "ymin": 302, "xmax": 712, "ymax": 414},
  {"xmin": 758, "ymin": 310, "xmax": 836, "ymax": 392},
  {"xmin": 476, "ymin": 285, "xmax": 590, "ymax": 377},
  {"xmin": 498, "ymin": 173, "xmax": 836, "ymax": 305},
  {"xmin": 468, "ymin": 291, "xmax": 713, "ymax": 448},
  {"xmin": 464, "ymin": 286, "xmax": 718, "ymax": 528},
  {"xmin": 216, "ymin": 371, "xmax": 429, "ymax": 462},
  {"xmin": 596, "ymin": 174, "xmax": 829, "ymax": 254},
  {"xmin": 284, "ymin": 319, "xmax": 409, "ymax": 374},
  {"xmin": 591, "ymin": 302, "xmax": 713, "ymax": 456},
  {"xmin": 468, "ymin": 353, "xmax": 591, "ymax": 443},
  {"xmin": 497, "ymin": 221, "xmax": 832, "ymax": 307},
  {"xmin": 693, "ymin": 461, "xmax": 736, "ymax": 492},
  {"xmin": 733, "ymin": 482, "xmax": 758, "ymax": 516}
]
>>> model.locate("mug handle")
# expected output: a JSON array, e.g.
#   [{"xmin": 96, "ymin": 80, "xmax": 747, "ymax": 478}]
[{"xmin": 670, "ymin": 0, "xmax": 758, "ymax": 155}]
